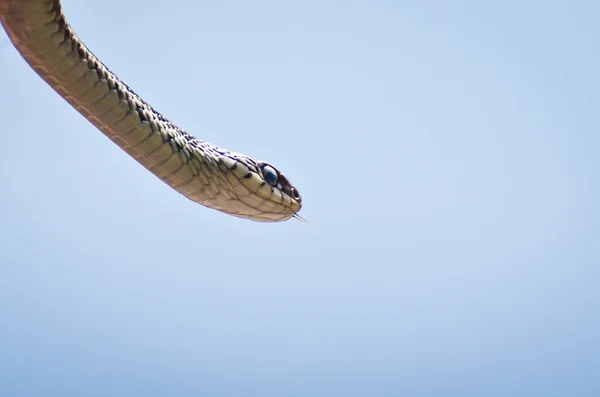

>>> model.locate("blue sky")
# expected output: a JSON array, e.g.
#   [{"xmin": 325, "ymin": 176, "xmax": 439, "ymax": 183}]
[{"xmin": 0, "ymin": 0, "xmax": 599, "ymax": 396}]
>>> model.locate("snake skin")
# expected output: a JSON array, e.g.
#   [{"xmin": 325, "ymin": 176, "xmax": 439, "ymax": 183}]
[{"xmin": 0, "ymin": 0, "xmax": 303, "ymax": 222}]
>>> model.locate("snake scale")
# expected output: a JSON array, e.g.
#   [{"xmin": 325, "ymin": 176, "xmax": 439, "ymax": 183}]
[{"xmin": 0, "ymin": 0, "xmax": 303, "ymax": 222}]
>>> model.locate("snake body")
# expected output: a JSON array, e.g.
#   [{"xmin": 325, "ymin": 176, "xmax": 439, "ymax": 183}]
[{"xmin": 0, "ymin": 0, "xmax": 302, "ymax": 222}]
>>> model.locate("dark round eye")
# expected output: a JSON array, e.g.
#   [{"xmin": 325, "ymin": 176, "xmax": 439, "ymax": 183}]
[{"xmin": 262, "ymin": 165, "xmax": 279, "ymax": 187}]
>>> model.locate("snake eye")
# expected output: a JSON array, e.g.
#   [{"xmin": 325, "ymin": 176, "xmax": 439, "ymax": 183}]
[{"xmin": 262, "ymin": 165, "xmax": 279, "ymax": 187}]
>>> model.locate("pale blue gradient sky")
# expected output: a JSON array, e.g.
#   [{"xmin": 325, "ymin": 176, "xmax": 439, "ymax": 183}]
[{"xmin": 1, "ymin": 0, "xmax": 599, "ymax": 396}]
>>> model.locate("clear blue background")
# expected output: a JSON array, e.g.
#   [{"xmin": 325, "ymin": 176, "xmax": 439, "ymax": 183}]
[{"xmin": 1, "ymin": 0, "xmax": 599, "ymax": 396}]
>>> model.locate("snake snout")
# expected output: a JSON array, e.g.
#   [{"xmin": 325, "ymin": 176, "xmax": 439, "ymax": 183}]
[{"xmin": 290, "ymin": 187, "xmax": 302, "ymax": 204}]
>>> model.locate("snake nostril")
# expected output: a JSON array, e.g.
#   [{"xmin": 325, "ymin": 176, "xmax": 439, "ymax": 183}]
[{"xmin": 292, "ymin": 188, "xmax": 302, "ymax": 202}]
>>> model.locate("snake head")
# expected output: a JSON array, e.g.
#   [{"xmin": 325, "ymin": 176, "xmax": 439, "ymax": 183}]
[
  {"xmin": 257, "ymin": 161, "xmax": 302, "ymax": 205},
  {"xmin": 216, "ymin": 154, "xmax": 302, "ymax": 222}
]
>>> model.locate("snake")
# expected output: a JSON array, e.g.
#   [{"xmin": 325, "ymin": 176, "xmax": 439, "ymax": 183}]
[{"xmin": 0, "ymin": 0, "xmax": 303, "ymax": 222}]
